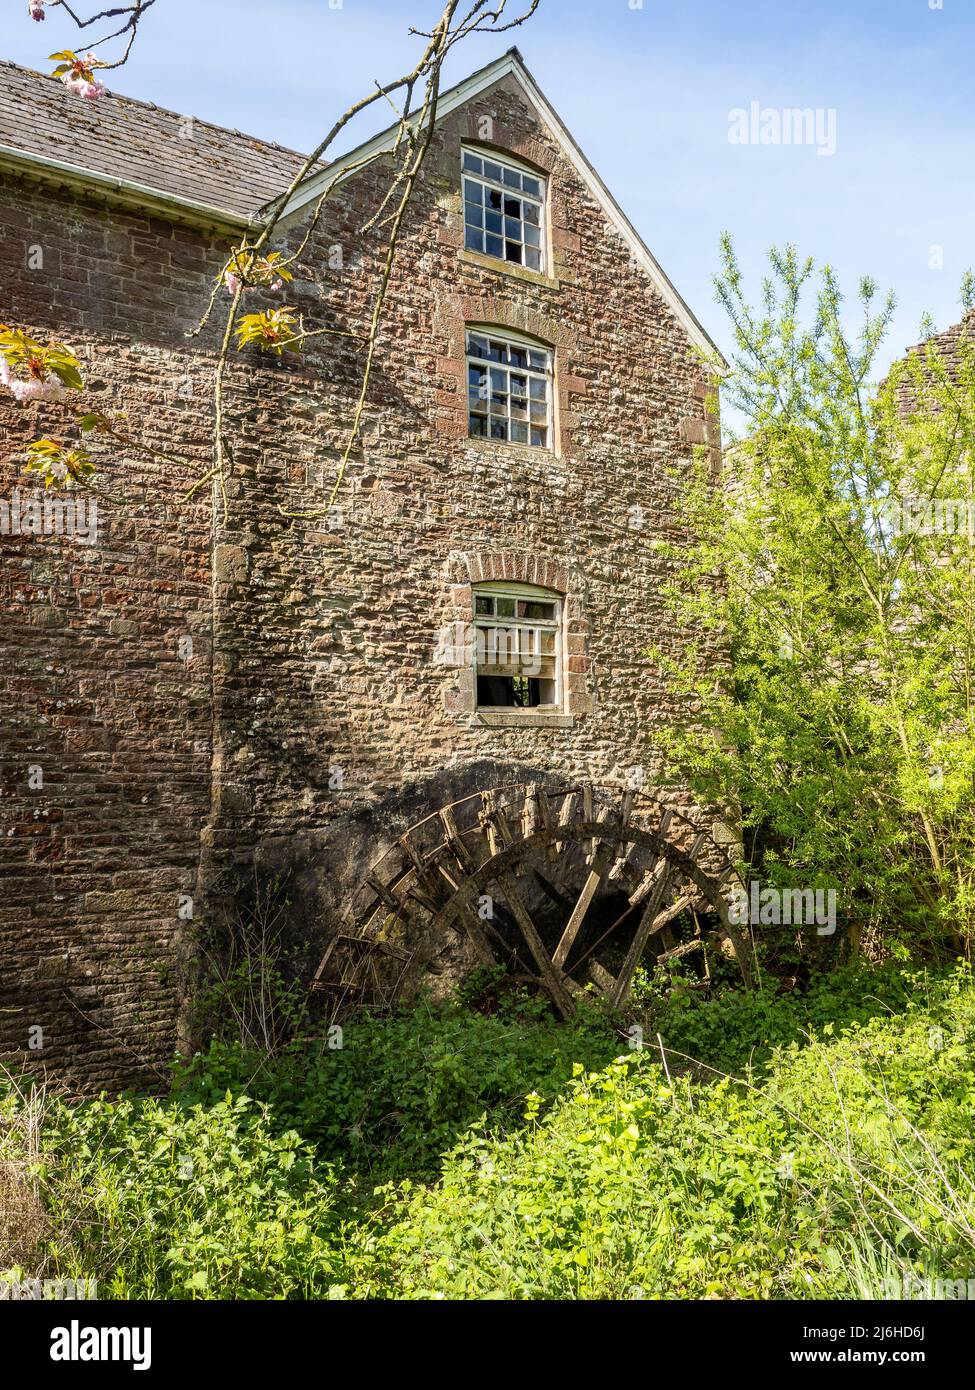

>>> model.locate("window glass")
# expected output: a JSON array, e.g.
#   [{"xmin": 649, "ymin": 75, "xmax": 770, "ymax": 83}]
[
  {"xmin": 461, "ymin": 148, "xmax": 546, "ymax": 272},
  {"xmin": 465, "ymin": 330, "xmax": 552, "ymax": 449},
  {"xmin": 472, "ymin": 585, "xmax": 562, "ymax": 710}
]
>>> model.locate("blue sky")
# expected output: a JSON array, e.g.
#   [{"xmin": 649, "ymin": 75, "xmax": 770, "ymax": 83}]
[{"xmin": 6, "ymin": 0, "xmax": 973, "ymax": 378}]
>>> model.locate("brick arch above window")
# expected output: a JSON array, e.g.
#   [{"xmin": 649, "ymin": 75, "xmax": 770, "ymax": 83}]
[
  {"xmin": 447, "ymin": 549, "xmax": 569, "ymax": 592},
  {"xmin": 467, "ymin": 296, "xmax": 568, "ymax": 352},
  {"xmin": 454, "ymin": 117, "xmax": 558, "ymax": 181}
]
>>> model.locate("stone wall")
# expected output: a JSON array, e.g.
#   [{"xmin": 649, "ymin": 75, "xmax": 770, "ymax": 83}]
[{"xmin": 0, "ymin": 71, "xmax": 721, "ymax": 1090}]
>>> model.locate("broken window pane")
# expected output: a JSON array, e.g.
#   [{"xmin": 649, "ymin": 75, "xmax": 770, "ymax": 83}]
[
  {"xmin": 473, "ymin": 586, "xmax": 562, "ymax": 710},
  {"xmin": 519, "ymin": 600, "xmax": 556, "ymax": 620},
  {"xmin": 465, "ymin": 330, "xmax": 552, "ymax": 451},
  {"xmin": 461, "ymin": 149, "xmax": 545, "ymax": 271}
]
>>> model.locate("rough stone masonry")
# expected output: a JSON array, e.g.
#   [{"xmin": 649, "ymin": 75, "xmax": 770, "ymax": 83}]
[{"xmin": 0, "ymin": 50, "xmax": 725, "ymax": 1092}]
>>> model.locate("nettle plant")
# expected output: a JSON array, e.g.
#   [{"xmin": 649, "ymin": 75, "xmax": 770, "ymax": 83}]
[
  {"xmin": 657, "ymin": 238, "xmax": 975, "ymax": 957},
  {"xmin": 4, "ymin": 0, "xmax": 542, "ymax": 520}
]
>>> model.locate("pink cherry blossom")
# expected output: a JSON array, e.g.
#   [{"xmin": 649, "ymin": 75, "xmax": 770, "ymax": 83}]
[
  {"xmin": 61, "ymin": 73, "xmax": 105, "ymax": 100},
  {"xmin": 29, "ymin": 1, "xmax": 46, "ymax": 20},
  {"xmin": 8, "ymin": 377, "xmax": 67, "ymax": 402},
  {"xmin": 224, "ymin": 272, "xmax": 242, "ymax": 296},
  {"xmin": 0, "ymin": 360, "xmax": 66, "ymax": 402}
]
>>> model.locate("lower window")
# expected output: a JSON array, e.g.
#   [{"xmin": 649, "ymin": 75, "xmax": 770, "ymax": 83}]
[{"xmin": 473, "ymin": 582, "xmax": 562, "ymax": 711}]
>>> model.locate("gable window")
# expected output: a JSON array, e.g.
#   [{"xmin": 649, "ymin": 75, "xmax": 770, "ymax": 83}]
[
  {"xmin": 462, "ymin": 147, "xmax": 545, "ymax": 271},
  {"xmin": 467, "ymin": 328, "xmax": 552, "ymax": 448},
  {"xmin": 473, "ymin": 582, "xmax": 561, "ymax": 710}
]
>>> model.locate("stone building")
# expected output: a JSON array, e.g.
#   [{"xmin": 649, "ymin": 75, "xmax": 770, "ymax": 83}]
[{"xmin": 0, "ymin": 49, "xmax": 730, "ymax": 1091}]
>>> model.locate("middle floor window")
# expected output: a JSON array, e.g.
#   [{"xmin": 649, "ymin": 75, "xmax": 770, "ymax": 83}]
[{"xmin": 466, "ymin": 328, "xmax": 552, "ymax": 448}]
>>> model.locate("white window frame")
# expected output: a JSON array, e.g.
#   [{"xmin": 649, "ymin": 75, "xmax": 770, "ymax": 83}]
[
  {"xmin": 461, "ymin": 145, "xmax": 547, "ymax": 273},
  {"xmin": 472, "ymin": 581, "xmax": 563, "ymax": 713},
  {"xmin": 466, "ymin": 325, "xmax": 553, "ymax": 449}
]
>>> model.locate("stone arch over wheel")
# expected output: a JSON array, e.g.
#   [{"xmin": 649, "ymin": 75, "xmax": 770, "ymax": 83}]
[{"xmin": 310, "ymin": 781, "xmax": 753, "ymax": 1019}]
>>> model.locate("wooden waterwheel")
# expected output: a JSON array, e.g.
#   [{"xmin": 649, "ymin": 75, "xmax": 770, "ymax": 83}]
[{"xmin": 310, "ymin": 782, "xmax": 753, "ymax": 1019}]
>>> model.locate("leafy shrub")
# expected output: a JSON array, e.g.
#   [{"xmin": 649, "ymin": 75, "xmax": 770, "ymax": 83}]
[
  {"xmin": 175, "ymin": 992, "xmax": 622, "ymax": 1183},
  {"xmin": 27, "ymin": 1091, "xmax": 341, "ymax": 1299},
  {"xmin": 641, "ymin": 957, "xmax": 921, "ymax": 1074},
  {"xmin": 7, "ymin": 963, "xmax": 973, "ymax": 1301},
  {"xmin": 339, "ymin": 965, "xmax": 975, "ymax": 1299}
]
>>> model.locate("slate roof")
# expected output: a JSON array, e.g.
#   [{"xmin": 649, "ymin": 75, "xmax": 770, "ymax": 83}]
[{"xmin": 0, "ymin": 59, "xmax": 308, "ymax": 222}]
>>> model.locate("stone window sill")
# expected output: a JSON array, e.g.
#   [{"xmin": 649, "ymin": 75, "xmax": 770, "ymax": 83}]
[
  {"xmin": 475, "ymin": 710, "xmax": 575, "ymax": 729},
  {"xmin": 464, "ymin": 435, "xmax": 561, "ymax": 465},
  {"xmin": 459, "ymin": 248, "xmax": 560, "ymax": 292}
]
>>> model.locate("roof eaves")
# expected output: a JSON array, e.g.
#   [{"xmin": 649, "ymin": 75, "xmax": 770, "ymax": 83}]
[{"xmin": 0, "ymin": 141, "xmax": 252, "ymax": 234}]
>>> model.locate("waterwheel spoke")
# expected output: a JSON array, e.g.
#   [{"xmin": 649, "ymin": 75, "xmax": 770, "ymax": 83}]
[
  {"xmin": 319, "ymin": 782, "xmax": 755, "ymax": 1014},
  {"xmin": 587, "ymin": 958, "xmax": 617, "ymax": 995},
  {"xmin": 552, "ymin": 844, "xmax": 611, "ymax": 970},
  {"xmin": 609, "ymin": 861, "xmax": 675, "ymax": 1009},
  {"xmin": 436, "ymin": 862, "xmax": 499, "ymax": 969},
  {"xmin": 495, "ymin": 869, "xmax": 575, "ymax": 1019},
  {"xmin": 609, "ymin": 832, "xmax": 707, "ymax": 1008}
]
